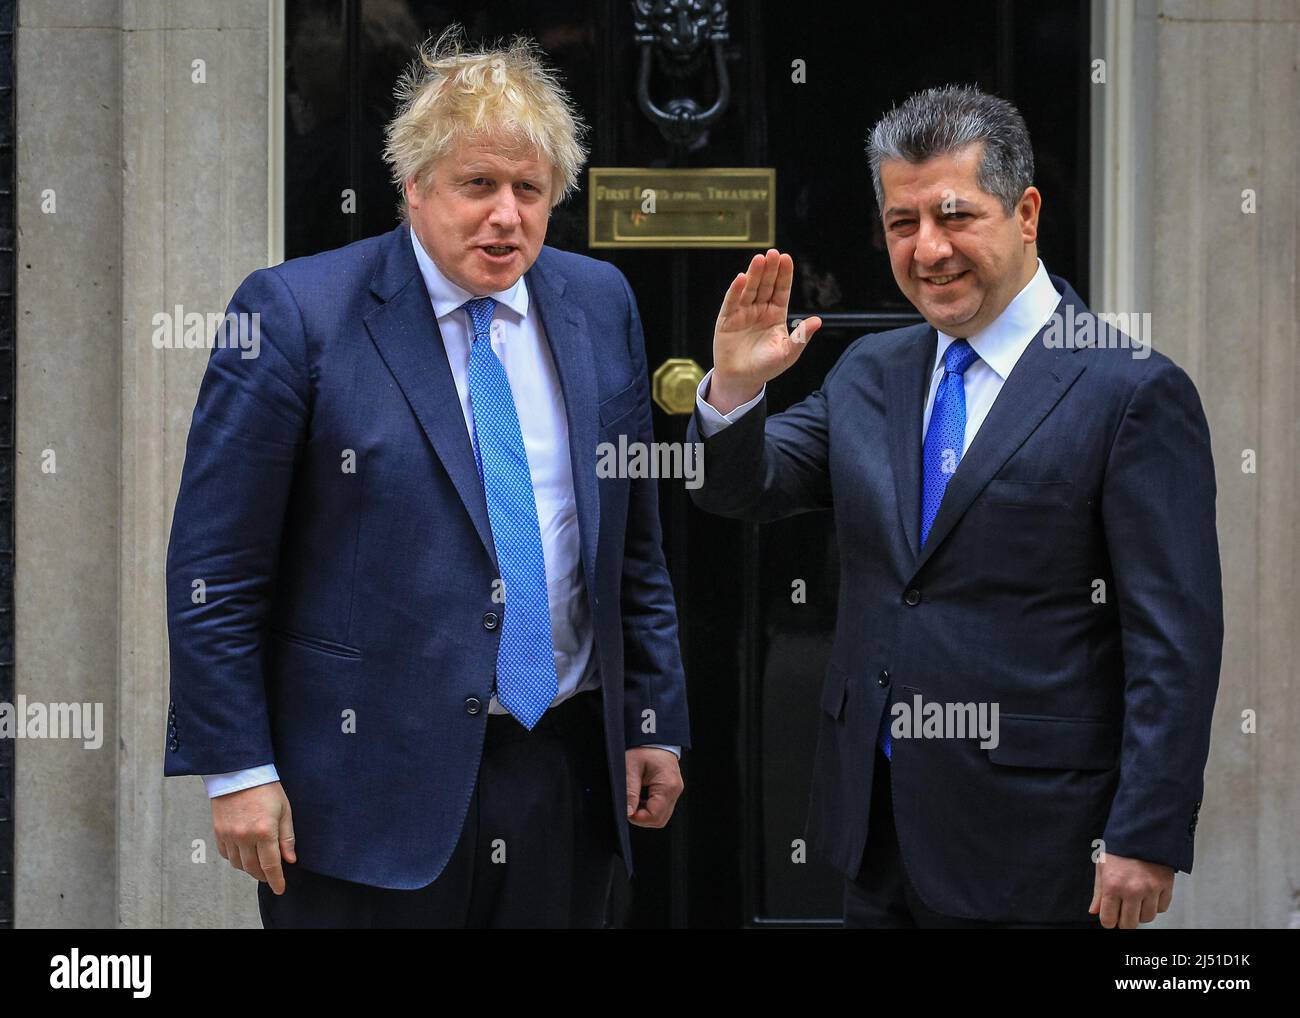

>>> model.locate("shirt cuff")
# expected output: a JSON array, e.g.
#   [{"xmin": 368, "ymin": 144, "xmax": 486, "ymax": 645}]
[
  {"xmin": 695, "ymin": 368, "xmax": 765, "ymax": 437},
  {"xmin": 203, "ymin": 764, "xmax": 281, "ymax": 798},
  {"xmin": 640, "ymin": 744, "xmax": 682, "ymax": 760}
]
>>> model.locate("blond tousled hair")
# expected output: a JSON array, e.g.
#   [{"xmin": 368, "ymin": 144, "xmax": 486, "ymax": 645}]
[{"xmin": 382, "ymin": 26, "xmax": 589, "ymax": 220}]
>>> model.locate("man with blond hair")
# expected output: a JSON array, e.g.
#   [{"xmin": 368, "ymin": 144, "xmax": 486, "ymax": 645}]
[{"xmin": 164, "ymin": 28, "xmax": 689, "ymax": 928}]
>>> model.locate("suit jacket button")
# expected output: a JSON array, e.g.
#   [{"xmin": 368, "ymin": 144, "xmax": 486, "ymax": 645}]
[
  {"xmin": 168, "ymin": 738, "xmax": 179, "ymax": 751},
  {"xmin": 903, "ymin": 588, "xmax": 922, "ymax": 606},
  {"xmin": 465, "ymin": 697, "xmax": 482, "ymax": 716},
  {"xmin": 483, "ymin": 612, "xmax": 499, "ymax": 631},
  {"xmin": 878, "ymin": 669, "xmax": 890, "ymax": 687}
]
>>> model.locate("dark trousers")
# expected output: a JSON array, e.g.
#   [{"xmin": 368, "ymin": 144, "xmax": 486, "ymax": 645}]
[
  {"xmin": 843, "ymin": 750, "xmax": 1098, "ymax": 929},
  {"xmin": 258, "ymin": 690, "xmax": 620, "ymax": 928}
]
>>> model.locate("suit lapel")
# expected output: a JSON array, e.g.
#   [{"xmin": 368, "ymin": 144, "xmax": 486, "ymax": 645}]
[
  {"xmin": 526, "ymin": 250, "xmax": 602, "ymax": 605},
  {"xmin": 363, "ymin": 225, "xmax": 496, "ymax": 565},
  {"xmin": 912, "ymin": 281, "xmax": 1088, "ymax": 574},
  {"xmin": 886, "ymin": 326, "xmax": 938, "ymax": 562}
]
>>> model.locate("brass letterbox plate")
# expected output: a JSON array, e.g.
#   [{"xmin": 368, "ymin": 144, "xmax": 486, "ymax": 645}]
[{"xmin": 588, "ymin": 168, "xmax": 775, "ymax": 249}]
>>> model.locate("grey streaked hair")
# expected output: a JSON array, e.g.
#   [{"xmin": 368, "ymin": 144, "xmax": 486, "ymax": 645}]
[{"xmin": 866, "ymin": 85, "xmax": 1034, "ymax": 217}]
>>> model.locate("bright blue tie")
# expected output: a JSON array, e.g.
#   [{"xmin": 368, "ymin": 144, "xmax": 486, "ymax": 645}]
[
  {"xmin": 462, "ymin": 297, "xmax": 558, "ymax": 729},
  {"xmin": 920, "ymin": 339, "xmax": 980, "ymax": 548},
  {"xmin": 879, "ymin": 338, "xmax": 980, "ymax": 760}
]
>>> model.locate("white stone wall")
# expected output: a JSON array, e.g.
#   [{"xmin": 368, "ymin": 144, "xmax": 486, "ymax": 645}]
[
  {"xmin": 1144, "ymin": 0, "xmax": 1300, "ymax": 931},
  {"xmin": 17, "ymin": 0, "xmax": 270, "ymax": 928}
]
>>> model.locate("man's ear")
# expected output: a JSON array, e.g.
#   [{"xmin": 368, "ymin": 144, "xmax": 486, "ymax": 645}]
[{"xmin": 1017, "ymin": 185, "xmax": 1042, "ymax": 245}]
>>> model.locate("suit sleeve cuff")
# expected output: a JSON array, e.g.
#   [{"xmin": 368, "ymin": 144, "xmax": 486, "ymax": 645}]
[
  {"xmin": 203, "ymin": 763, "xmax": 281, "ymax": 798},
  {"xmin": 696, "ymin": 368, "xmax": 765, "ymax": 437},
  {"xmin": 640, "ymin": 744, "xmax": 682, "ymax": 760}
]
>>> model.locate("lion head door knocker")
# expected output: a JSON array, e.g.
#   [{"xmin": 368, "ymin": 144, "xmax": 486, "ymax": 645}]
[{"xmin": 632, "ymin": 0, "xmax": 732, "ymax": 151}]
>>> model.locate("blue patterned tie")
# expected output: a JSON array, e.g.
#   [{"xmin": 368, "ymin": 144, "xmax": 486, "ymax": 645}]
[
  {"xmin": 920, "ymin": 339, "xmax": 980, "ymax": 548},
  {"xmin": 880, "ymin": 338, "xmax": 980, "ymax": 760},
  {"xmin": 462, "ymin": 297, "xmax": 558, "ymax": 729}
]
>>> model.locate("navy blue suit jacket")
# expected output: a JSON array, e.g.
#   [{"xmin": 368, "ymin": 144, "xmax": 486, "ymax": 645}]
[
  {"xmin": 165, "ymin": 223, "xmax": 690, "ymax": 888},
  {"xmin": 689, "ymin": 275, "xmax": 1222, "ymax": 923}
]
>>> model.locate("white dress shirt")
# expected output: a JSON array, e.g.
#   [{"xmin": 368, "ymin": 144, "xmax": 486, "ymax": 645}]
[
  {"xmin": 696, "ymin": 259, "xmax": 1062, "ymax": 456},
  {"xmin": 410, "ymin": 225, "xmax": 597, "ymax": 717},
  {"xmin": 204, "ymin": 228, "xmax": 677, "ymax": 798}
]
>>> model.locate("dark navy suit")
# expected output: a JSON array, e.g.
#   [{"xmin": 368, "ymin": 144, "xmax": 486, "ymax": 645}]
[
  {"xmin": 165, "ymin": 223, "xmax": 690, "ymax": 892},
  {"xmin": 689, "ymin": 275, "xmax": 1222, "ymax": 924}
]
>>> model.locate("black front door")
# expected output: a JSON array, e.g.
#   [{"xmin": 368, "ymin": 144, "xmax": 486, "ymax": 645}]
[{"xmin": 284, "ymin": 0, "xmax": 1091, "ymax": 928}]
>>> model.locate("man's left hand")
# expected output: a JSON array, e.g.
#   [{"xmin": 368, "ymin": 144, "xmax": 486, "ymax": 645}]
[
  {"xmin": 1089, "ymin": 852, "xmax": 1175, "ymax": 928},
  {"xmin": 625, "ymin": 748, "xmax": 684, "ymax": 828}
]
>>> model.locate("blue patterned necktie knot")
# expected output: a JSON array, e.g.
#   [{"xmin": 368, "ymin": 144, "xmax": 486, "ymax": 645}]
[
  {"xmin": 943, "ymin": 337, "xmax": 980, "ymax": 377},
  {"xmin": 461, "ymin": 296, "xmax": 558, "ymax": 730},
  {"xmin": 464, "ymin": 295, "xmax": 497, "ymax": 340}
]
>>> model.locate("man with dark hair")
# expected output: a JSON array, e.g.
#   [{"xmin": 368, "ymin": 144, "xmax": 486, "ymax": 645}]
[{"xmin": 689, "ymin": 84, "xmax": 1222, "ymax": 929}]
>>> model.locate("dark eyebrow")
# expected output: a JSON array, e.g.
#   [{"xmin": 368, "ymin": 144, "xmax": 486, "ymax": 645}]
[{"xmin": 885, "ymin": 197, "xmax": 978, "ymax": 219}]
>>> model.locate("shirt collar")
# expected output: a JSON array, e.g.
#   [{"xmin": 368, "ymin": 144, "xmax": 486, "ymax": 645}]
[
  {"xmin": 933, "ymin": 258, "xmax": 1061, "ymax": 380},
  {"xmin": 408, "ymin": 224, "xmax": 530, "ymax": 321}
]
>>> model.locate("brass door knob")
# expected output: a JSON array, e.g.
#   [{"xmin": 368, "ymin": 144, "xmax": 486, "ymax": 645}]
[{"xmin": 651, "ymin": 357, "xmax": 705, "ymax": 415}]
